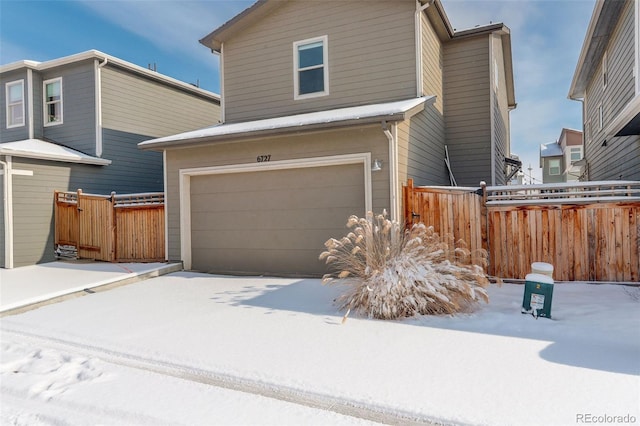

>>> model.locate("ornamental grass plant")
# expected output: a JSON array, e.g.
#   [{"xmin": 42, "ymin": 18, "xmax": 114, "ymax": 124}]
[{"xmin": 319, "ymin": 211, "xmax": 490, "ymax": 320}]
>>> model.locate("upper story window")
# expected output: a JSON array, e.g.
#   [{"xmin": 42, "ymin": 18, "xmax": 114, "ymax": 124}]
[
  {"xmin": 44, "ymin": 77, "xmax": 63, "ymax": 126},
  {"xmin": 569, "ymin": 147, "xmax": 583, "ymax": 163},
  {"xmin": 6, "ymin": 80, "xmax": 25, "ymax": 128},
  {"xmin": 548, "ymin": 159, "xmax": 561, "ymax": 176},
  {"xmin": 294, "ymin": 35, "xmax": 329, "ymax": 100}
]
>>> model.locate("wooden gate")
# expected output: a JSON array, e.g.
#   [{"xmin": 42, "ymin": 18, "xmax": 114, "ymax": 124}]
[{"xmin": 54, "ymin": 189, "xmax": 164, "ymax": 262}]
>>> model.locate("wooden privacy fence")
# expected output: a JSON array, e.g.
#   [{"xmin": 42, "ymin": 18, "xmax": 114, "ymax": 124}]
[
  {"xmin": 55, "ymin": 189, "xmax": 165, "ymax": 262},
  {"xmin": 404, "ymin": 179, "xmax": 640, "ymax": 282}
]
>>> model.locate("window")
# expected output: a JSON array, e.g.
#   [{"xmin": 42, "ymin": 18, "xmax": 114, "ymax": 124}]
[
  {"xmin": 570, "ymin": 147, "xmax": 583, "ymax": 163},
  {"xmin": 598, "ymin": 104, "xmax": 603, "ymax": 130},
  {"xmin": 294, "ymin": 36, "xmax": 328, "ymax": 99},
  {"xmin": 44, "ymin": 77, "xmax": 63, "ymax": 125},
  {"xmin": 6, "ymin": 80, "xmax": 25, "ymax": 128},
  {"xmin": 548, "ymin": 159, "xmax": 561, "ymax": 176}
]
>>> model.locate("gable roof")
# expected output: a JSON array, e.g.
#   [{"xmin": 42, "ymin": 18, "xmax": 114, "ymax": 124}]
[
  {"xmin": 569, "ymin": 0, "xmax": 626, "ymax": 99},
  {"xmin": 0, "ymin": 50, "xmax": 220, "ymax": 102},
  {"xmin": 0, "ymin": 139, "xmax": 111, "ymax": 166},
  {"xmin": 139, "ymin": 96, "xmax": 434, "ymax": 150}
]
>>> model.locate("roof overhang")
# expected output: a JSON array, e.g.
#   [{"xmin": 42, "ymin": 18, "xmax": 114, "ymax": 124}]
[
  {"xmin": 139, "ymin": 96, "xmax": 434, "ymax": 150},
  {"xmin": 0, "ymin": 139, "xmax": 111, "ymax": 166},
  {"xmin": 569, "ymin": 0, "xmax": 625, "ymax": 99},
  {"xmin": 0, "ymin": 50, "xmax": 220, "ymax": 102}
]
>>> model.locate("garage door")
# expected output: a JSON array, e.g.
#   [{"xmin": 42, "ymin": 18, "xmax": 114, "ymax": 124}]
[{"xmin": 190, "ymin": 163, "xmax": 366, "ymax": 276}]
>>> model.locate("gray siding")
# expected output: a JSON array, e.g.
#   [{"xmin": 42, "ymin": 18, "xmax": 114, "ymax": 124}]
[
  {"xmin": 541, "ymin": 156, "xmax": 565, "ymax": 184},
  {"xmin": 585, "ymin": 0, "xmax": 640, "ymax": 181},
  {"xmin": 101, "ymin": 66, "xmax": 220, "ymax": 138},
  {"xmin": 41, "ymin": 62, "xmax": 97, "ymax": 155},
  {"xmin": 492, "ymin": 34, "xmax": 510, "ymax": 186},
  {"xmin": 443, "ymin": 35, "xmax": 492, "ymax": 186},
  {"xmin": 398, "ymin": 107, "xmax": 448, "ymax": 187},
  {"xmin": 223, "ymin": 0, "xmax": 417, "ymax": 122},
  {"xmin": 10, "ymin": 158, "xmax": 74, "ymax": 266},
  {"xmin": 0, "ymin": 69, "xmax": 30, "ymax": 142},
  {"xmin": 164, "ymin": 126, "xmax": 390, "ymax": 262}
]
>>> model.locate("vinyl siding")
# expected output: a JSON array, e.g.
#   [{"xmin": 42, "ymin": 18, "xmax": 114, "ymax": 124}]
[
  {"xmin": 421, "ymin": 12, "xmax": 443, "ymax": 113},
  {"xmin": 584, "ymin": 0, "xmax": 640, "ymax": 181},
  {"xmin": 223, "ymin": 0, "xmax": 417, "ymax": 122},
  {"xmin": 397, "ymin": 107, "xmax": 448, "ymax": 187},
  {"xmin": 10, "ymin": 158, "xmax": 74, "ymax": 266},
  {"xmin": 164, "ymin": 125, "xmax": 390, "ymax": 262},
  {"xmin": 0, "ymin": 172, "xmax": 4, "ymax": 267},
  {"xmin": 443, "ymin": 35, "xmax": 492, "ymax": 186},
  {"xmin": 101, "ymin": 66, "xmax": 220, "ymax": 138},
  {"xmin": 0, "ymin": 69, "xmax": 30, "ymax": 142},
  {"xmin": 492, "ymin": 33, "xmax": 510, "ymax": 185},
  {"xmin": 41, "ymin": 62, "xmax": 97, "ymax": 155},
  {"xmin": 541, "ymin": 156, "xmax": 565, "ymax": 184}
]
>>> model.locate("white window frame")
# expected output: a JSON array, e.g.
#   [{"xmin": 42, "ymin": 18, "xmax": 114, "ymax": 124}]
[
  {"xmin": 548, "ymin": 158, "xmax": 561, "ymax": 176},
  {"xmin": 598, "ymin": 104, "xmax": 603, "ymax": 130},
  {"xmin": 5, "ymin": 79, "xmax": 25, "ymax": 128},
  {"xmin": 43, "ymin": 77, "xmax": 63, "ymax": 126},
  {"xmin": 569, "ymin": 146, "xmax": 583, "ymax": 163},
  {"xmin": 293, "ymin": 35, "xmax": 329, "ymax": 100}
]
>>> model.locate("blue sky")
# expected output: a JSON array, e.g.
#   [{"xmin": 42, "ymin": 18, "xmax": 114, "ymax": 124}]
[{"xmin": 0, "ymin": 0, "xmax": 596, "ymax": 183}]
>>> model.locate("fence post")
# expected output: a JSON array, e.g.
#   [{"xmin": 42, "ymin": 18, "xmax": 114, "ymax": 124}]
[
  {"xmin": 110, "ymin": 191, "xmax": 117, "ymax": 262},
  {"xmin": 404, "ymin": 179, "xmax": 414, "ymax": 228},
  {"xmin": 479, "ymin": 181, "xmax": 490, "ymax": 273}
]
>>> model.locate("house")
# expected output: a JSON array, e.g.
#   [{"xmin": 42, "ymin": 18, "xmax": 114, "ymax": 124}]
[
  {"xmin": 0, "ymin": 50, "xmax": 220, "ymax": 268},
  {"xmin": 139, "ymin": 0, "xmax": 516, "ymax": 276},
  {"xmin": 569, "ymin": 0, "xmax": 640, "ymax": 181},
  {"xmin": 539, "ymin": 128, "xmax": 584, "ymax": 183}
]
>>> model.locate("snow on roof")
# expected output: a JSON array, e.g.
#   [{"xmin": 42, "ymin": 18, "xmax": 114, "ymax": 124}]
[
  {"xmin": 139, "ymin": 96, "xmax": 433, "ymax": 149},
  {"xmin": 0, "ymin": 139, "xmax": 111, "ymax": 166},
  {"xmin": 540, "ymin": 141, "xmax": 563, "ymax": 157}
]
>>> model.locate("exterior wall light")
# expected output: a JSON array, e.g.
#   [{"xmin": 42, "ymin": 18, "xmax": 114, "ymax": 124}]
[{"xmin": 372, "ymin": 159, "xmax": 383, "ymax": 171}]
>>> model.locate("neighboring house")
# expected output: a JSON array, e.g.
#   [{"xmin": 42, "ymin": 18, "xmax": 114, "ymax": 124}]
[
  {"xmin": 140, "ymin": 0, "xmax": 516, "ymax": 276},
  {"xmin": 0, "ymin": 50, "xmax": 220, "ymax": 268},
  {"xmin": 569, "ymin": 0, "xmax": 640, "ymax": 181},
  {"xmin": 539, "ymin": 128, "xmax": 584, "ymax": 183}
]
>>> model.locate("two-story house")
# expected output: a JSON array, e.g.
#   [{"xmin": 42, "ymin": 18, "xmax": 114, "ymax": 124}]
[
  {"xmin": 539, "ymin": 128, "xmax": 583, "ymax": 183},
  {"xmin": 569, "ymin": 0, "xmax": 640, "ymax": 181},
  {"xmin": 140, "ymin": 0, "xmax": 516, "ymax": 276},
  {"xmin": 0, "ymin": 50, "xmax": 220, "ymax": 268}
]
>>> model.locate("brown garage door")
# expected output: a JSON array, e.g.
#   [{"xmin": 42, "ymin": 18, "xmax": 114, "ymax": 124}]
[{"xmin": 190, "ymin": 163, "xmax": 365, "ymax": 276}]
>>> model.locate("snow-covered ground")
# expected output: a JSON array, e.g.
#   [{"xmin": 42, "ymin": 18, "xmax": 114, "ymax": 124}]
[{"xmin": 1, "ymin": 272, "xmax": 639, "ymax": 425}]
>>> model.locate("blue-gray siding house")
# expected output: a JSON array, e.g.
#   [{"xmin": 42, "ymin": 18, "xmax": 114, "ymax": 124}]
[{"xmin": 0, "ymin": 50, "xmax": 220, "ymax": 268}]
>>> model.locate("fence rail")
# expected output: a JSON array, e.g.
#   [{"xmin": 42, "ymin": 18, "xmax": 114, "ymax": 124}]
[
  {"xmin": 404, "ymin": 179, "xmax": 640, "ymax": 282},
  {"xmin": 54, "ymin": 189, "xmax": 165, "ymax": 263}
]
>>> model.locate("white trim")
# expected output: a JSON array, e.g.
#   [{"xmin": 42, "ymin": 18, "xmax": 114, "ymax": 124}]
[
  {"xmin": 27, "ymin": 69, "xmax": 34, "ymax": 139},
  {"xmin": 219, "ymin": 43, "xmax": 225, "ymax": 123},
  {"xmin": 178, "ymin": 153, "xmax": 372, "ymax": 270},
  {"xmin": 415, "ymin": 1, "xmax": 430, "ymax": 98},
  {"xmin": 598, "ymin": 104, "xmax": 603, "ymax": 130},
  {"xmin": 602, "ymin": 50, "xmax": 608, "ymax": 90},
  {"xmin": 5, "ymin": 79, "xmax": 25, "ymax": 129},
  {"xmin": 604, "ymin": 92, "xmax": 640, "ymax": 137},
  {"xmin": 163, "ymin": 150, "xmax": 169, "ymax": 262},
  {"xmin": 489, "ymin": 36, "xmax": 496, "ymax": 185},
  {"xmin": 293, "ymin": 35, "xmax": 329, "ymax": 100},
  {"xmin": 383, "ymin": 122, "xmax": 399, "ymax": 222},
  {"xmin": 95, "ymin": 58, "xmax": 107, "ymax": 157},
  {"xmin": 43, "ymin": 77, "xmax": 63, "ymax": 126},
  {"xmin": 0, "ymin": 156, "xmax": 14, "ymax": 268}
]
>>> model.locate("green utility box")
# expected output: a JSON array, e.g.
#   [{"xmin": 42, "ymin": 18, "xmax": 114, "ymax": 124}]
[{"xmin": 521, "ymin": 273, "xmax": 555, "ymax": 319}]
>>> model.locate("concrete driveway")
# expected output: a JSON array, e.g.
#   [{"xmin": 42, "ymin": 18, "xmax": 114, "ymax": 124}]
[{"xmin": 0, "ymin": 260, "xmax": 181, "ymax": 315}]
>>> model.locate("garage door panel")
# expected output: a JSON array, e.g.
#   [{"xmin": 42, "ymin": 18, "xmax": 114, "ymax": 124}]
[
  {"xmin": 191, "ymin": 184, "xmax": 365, "ymax": 214},
  {"xmin": 190, "ymin": 163, "xmax": 365, "ymax": 276}
]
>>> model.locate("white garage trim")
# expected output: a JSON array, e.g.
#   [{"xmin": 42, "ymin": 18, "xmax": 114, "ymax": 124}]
[{"xmin": 178, "ymin": 152, "xmax": 372, "ymax": 270}]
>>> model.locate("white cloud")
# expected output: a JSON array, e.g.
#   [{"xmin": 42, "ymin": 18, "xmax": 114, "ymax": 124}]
[{"xmin": 77, "ymin": 0, "xmax": 253, "ymax": 67}]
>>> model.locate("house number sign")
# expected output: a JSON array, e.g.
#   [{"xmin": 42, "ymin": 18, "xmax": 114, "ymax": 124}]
[{"xmin": 256, "ymin": 155, "xmax": 271, "ymax": 162}]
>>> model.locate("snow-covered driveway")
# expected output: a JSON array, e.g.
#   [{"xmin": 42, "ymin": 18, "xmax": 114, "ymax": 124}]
[{"xmin": 1, "ymin": 272, "xmax": 639, "ymax": 425}]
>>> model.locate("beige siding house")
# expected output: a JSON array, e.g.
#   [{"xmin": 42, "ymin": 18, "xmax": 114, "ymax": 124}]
[
  {"xmin": 569, "ymin": 0, "xmax": 640, "ymax": 181},
  {"xmin": 140, "ymin": 0, "xmax": 516, "ymax": 276}
]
